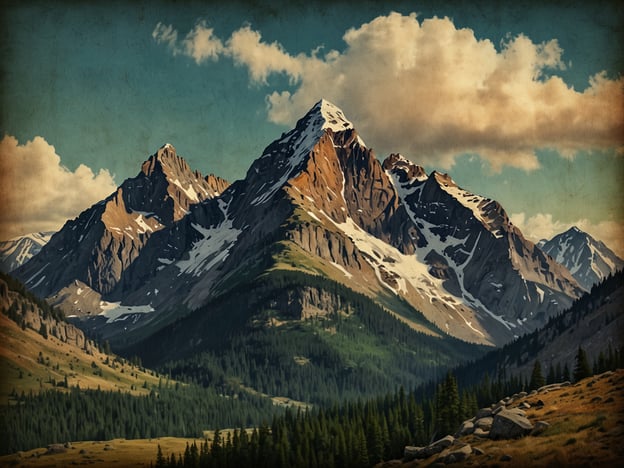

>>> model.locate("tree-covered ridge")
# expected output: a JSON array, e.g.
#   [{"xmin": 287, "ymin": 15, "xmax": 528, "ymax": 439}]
[
  {"xmin": 0, "ymin": 270, "xmax": 65, "ymax": 323},
  {"xmin": 0, "ymin": 381, "xmax": 279, "ymax": 455},
  {"xmin": 143, "ymin": 270, "xmax": 487, "ymax": 405},
  {"xmin": 452, "ymin": 270, "xmax": 624, "ymax": 389}
]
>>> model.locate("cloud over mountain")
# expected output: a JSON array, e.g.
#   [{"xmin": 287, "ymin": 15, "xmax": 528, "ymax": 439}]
[
  {"xmin": 0, "ymin": 135, "xmax": 117, "ymax": 240},
  {"xmin": 153, "ymin": 12, "xmax": 623, "ymax": 171}
]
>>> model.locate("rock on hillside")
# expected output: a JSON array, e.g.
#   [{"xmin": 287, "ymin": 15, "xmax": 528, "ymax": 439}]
[{"xmin": 400, "ymin": 370, "xmax": 624, "ymax": 466}]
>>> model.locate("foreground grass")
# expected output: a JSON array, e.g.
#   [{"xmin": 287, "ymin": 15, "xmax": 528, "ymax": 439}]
[
  {"xmin": 2, "ymin": 370, "xmax": 623, "ymax": 467},
  {"xmin": 400, "ymin": 369, "xmax": 624, "ymax": 467},
  {"xmin": 0, "ymin": 437, "xmax": 201, "ymax": 467}
]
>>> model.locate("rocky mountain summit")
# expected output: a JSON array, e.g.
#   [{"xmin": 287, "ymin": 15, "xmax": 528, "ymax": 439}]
[
  {"xmin": 13, "ymin": 144, "xmax": 228, "ymax": 315},
  {"xmin": 539, "ymin": 226, "xmax": 623, "ymax": 291},
  {"xmin": 14, "ymin": 100, "xmax": 586, "ymax": 349}
]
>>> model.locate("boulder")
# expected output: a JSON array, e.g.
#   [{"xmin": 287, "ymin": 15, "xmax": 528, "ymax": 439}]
[
  {"xmin": 472, "ymin": 447, "xmax": 485, "ymax": 456},
  {"xmin": 473, "ymin": 427, "xmax": 490, "ymax": 438},
  {"xmin": 404, "ymin": 435, "xmax": 455, "ymax": 460},
  {"xmin": 455, "ymin": 420, "xmax": 475, "ymax": 437},
  {"xmin": 438, "ymin": 443, "xmax": 472, "ymax": 464},
  {"xmin": 492, "ymin": 405, "xmax": 505, "ymax": 415},
  {"xmin": 475, "ymin": 407, "xmax": 493, "ymax": 419},
  {"xmin": 519, "ymin": 402, "xmax": 531, "ymax": 409},
  {"xmin": 532, "ymin": 421, "xmax": 550, "ymax": 435},
  {"xmin": 474, "ymin": 417, "xmax": 493, "ymax": 431},
  {"xmin": 506, "ymin": 407, "xmax": 526, "ymax": 417},
  {"xmin": 489, "ymin": 408, "xmax": 534, "ymax": 439},
  {"xmin": 45, "ymin": 444, "xmax": 67, "ymax": 455}
]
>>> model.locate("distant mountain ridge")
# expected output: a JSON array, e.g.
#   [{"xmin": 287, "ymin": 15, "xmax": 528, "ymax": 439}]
[
  {"xmin": 15, "ymin": 99, "xmax": 584, "ymax": 351},
  {"xmin": 539, "ymin": 227, "xmax": 623, "ymax": 290},
  {"xmin": 0, "ymin": 232, "xmax": 54, "ymax": 272}
]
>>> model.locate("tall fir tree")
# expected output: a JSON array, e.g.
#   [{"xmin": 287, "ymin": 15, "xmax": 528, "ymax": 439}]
[
  {"xmin": 573, "ymin": 346, "xmax": 591, "ymax": 382},
  {"xmin": 529, "ymin": 360, "xmax": 545, "ymax": 390}
]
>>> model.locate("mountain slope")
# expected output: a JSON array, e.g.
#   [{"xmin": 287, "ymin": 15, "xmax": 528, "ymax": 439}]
[
  {"xmin": 453, "ymin": 270, "xmax": 624, "ymax": 389},
  {"xmin": 0, "ymin": 272, "xmax": 165, "ymax": 402},
  {"xmin": 17, "ymin": 100, "xmax": 582, "ymax": 350},
  {"xmin": 13, "ymin": 144, "xmax": 228, "ymax": 316},
  {"xmin": 539, "ymin": 226, "xmax": 624, "ymax": 290},
  {"xmin": 0, "ymin": 232, "xmax": 54, "ymax": 272}
]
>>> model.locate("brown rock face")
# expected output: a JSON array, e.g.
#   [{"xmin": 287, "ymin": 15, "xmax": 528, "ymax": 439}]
[
  {"xmin": 14, "ymin": 143, "xmax": 229, "ymax": 298},
  {"xmin": 0, "ymin": 277, "xmax": 95, "ymax": 352}
]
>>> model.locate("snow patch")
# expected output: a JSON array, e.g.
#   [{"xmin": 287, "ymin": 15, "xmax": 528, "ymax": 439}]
[
  {"xmin": 330, "ymin": 261, "xmax": 353, "ymax": 279},
  {"xmin": 99, "ymin": 300, "xmax": 155, "ymax": 323},
  {"xmin": 171, "ymin": 178, "xmax": 199, "ymax": 202},
  {"xmin": 175, "ymin": 201, "xmax": 241, "ymax": 277}
]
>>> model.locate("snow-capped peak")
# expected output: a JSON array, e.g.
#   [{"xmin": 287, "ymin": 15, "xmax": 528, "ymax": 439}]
[
  {"xmin": 540, "ymin": 226, "xmax": 624, "ymax": 290},
  {"xmin": 0, "ymin": 231, "xmax": 55, "ymax": 272},
  {"xmin": 249, "ymin": 100, "xmax": 357, "ymax": 205},
  {"xmin": 313, "ymin": 98, "xmax": 354, "ymax": 132}
]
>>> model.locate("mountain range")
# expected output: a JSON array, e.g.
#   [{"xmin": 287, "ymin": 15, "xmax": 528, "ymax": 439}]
[
  {"xmin": 0, "ymin": 232, "xmax": 54, "ymax": 273},
  {"xmin": 538, "ymin": 227, "xmax": 624, "ymax": 291},
  {"xmin": 10, "ymin": 100, "xmax": 620, "ymax": 357}
]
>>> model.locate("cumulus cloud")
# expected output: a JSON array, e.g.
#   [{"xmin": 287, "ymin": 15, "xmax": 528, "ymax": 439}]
[
  {"xmin": 510, "ymin": 212, "xmax": 624, "ymax": 258},
  {"xmin": 0, "ymin": 135, "xmax": 117, "ymax": 240},
  {"xmin": 153, "ymin": 20, "xmax": 224, "ymax": 63},
  {"xmin": 153, "ymin": 12, "xmax": 624, "ymax": 171}
]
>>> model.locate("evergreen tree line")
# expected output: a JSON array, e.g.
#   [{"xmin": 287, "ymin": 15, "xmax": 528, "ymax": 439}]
[
  {"xmin": 154, "ymin": 343, "xmax": 622, "ymax": 468},
  {"xmin": 0, "ymin": 382, "xmax": 279, "ymax": 455},
  {"xmin": 0, "ymin": 271, "xmax": 65, "ymax": 322},
  {"xmin": 140, "ymin": 270, "xmax": 485, "ymax": 405},
  {"xmin": 153, "ymin": 373, "xmax": 476, "ymax": 468},
  {"xmin": 452, "ymin": 270, "xmax": 624, "ymax": 390}
]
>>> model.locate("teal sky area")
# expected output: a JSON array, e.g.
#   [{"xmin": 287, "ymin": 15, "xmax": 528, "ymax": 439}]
[{"xmin": 1, "ymin": 0, "xmax": 622, "ymax": 252}]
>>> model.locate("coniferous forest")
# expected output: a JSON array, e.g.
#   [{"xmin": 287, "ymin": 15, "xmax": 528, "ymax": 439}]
[{"xmin": 0, "ymin": 270, "xmax": 622, "ymax": 464}]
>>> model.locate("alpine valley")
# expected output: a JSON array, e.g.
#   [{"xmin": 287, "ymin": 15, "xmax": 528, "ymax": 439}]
[{"xmin": 2, "ymin": 99, "xmax": 624, "ymax": 465}]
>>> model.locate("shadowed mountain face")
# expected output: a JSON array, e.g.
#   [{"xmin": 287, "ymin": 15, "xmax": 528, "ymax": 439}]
[
  {"xmin": 15, "ymin": 100, "xmax": 583, "ymax": 348},
  {"xmin": 539, "ymin": 227, "xmax": 624, "ymax": 291},
  {"xmin": 13, "ymin": 144, "xmax": 228, "ymax": 301}
]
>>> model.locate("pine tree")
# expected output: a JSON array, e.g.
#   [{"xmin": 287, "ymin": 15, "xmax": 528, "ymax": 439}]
[
  {"xmin": 529, "ymin": 360, "xmax": 545, "ymax": 390},
  {"xmin": 573, "ymin": 346, "xmax": 591, "ymax": 382},
  {"xmin": 435, "ymin": 372, "xmax": 460, "ymax": 437},
  {"xmin": 547, "ymin": 363, "xmax": 556, "ymax": 384},
  {"xmin": 155, "ymin": 444, "xmax": 166, "ymax": 468},
  {"xmin": 563, "ymin": 363, "xmax": 571, "ymax": 382}
]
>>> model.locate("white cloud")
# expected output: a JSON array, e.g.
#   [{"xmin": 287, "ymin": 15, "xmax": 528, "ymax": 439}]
[
  {"xmin": 153, "ymin": 20, "xmax": 224, "ymax": 64},
  {"xmin": 226, "ymin": 25, "xmax": 306, "ymax": 85},
  {"xmin": 0, "ymin": 135, "xmax": 117, "ymax": 240},
  {"xmin": 510, "ymin": 212, "xmax": 624, "ymax": 258},
  {"xmin": 153, "ymin": 13, "xmax": 624, "ymax": 171}
]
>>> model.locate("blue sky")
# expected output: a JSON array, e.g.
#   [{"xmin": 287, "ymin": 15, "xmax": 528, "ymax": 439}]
[{"xmin": 1, "ymin": 0, "xmax": 623, "ymax": 255}]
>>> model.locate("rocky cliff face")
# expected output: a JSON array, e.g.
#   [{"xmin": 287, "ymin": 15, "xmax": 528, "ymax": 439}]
[
  {"xmin": 0, "ymin": 276, "xmax": 94, "ymax": 352},
  {"xmin": 14, "ymin": 144, "xmax": 228, "ymax": 307}
]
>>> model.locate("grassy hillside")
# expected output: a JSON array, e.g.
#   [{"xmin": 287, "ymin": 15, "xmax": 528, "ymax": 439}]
[
  {"xmin": 399, "ymin": 369, "xmax": 624, "ymax": 467},
  {"xmin": 0, "ymin": 305, "xmax": 165, "ymax": 405}
]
